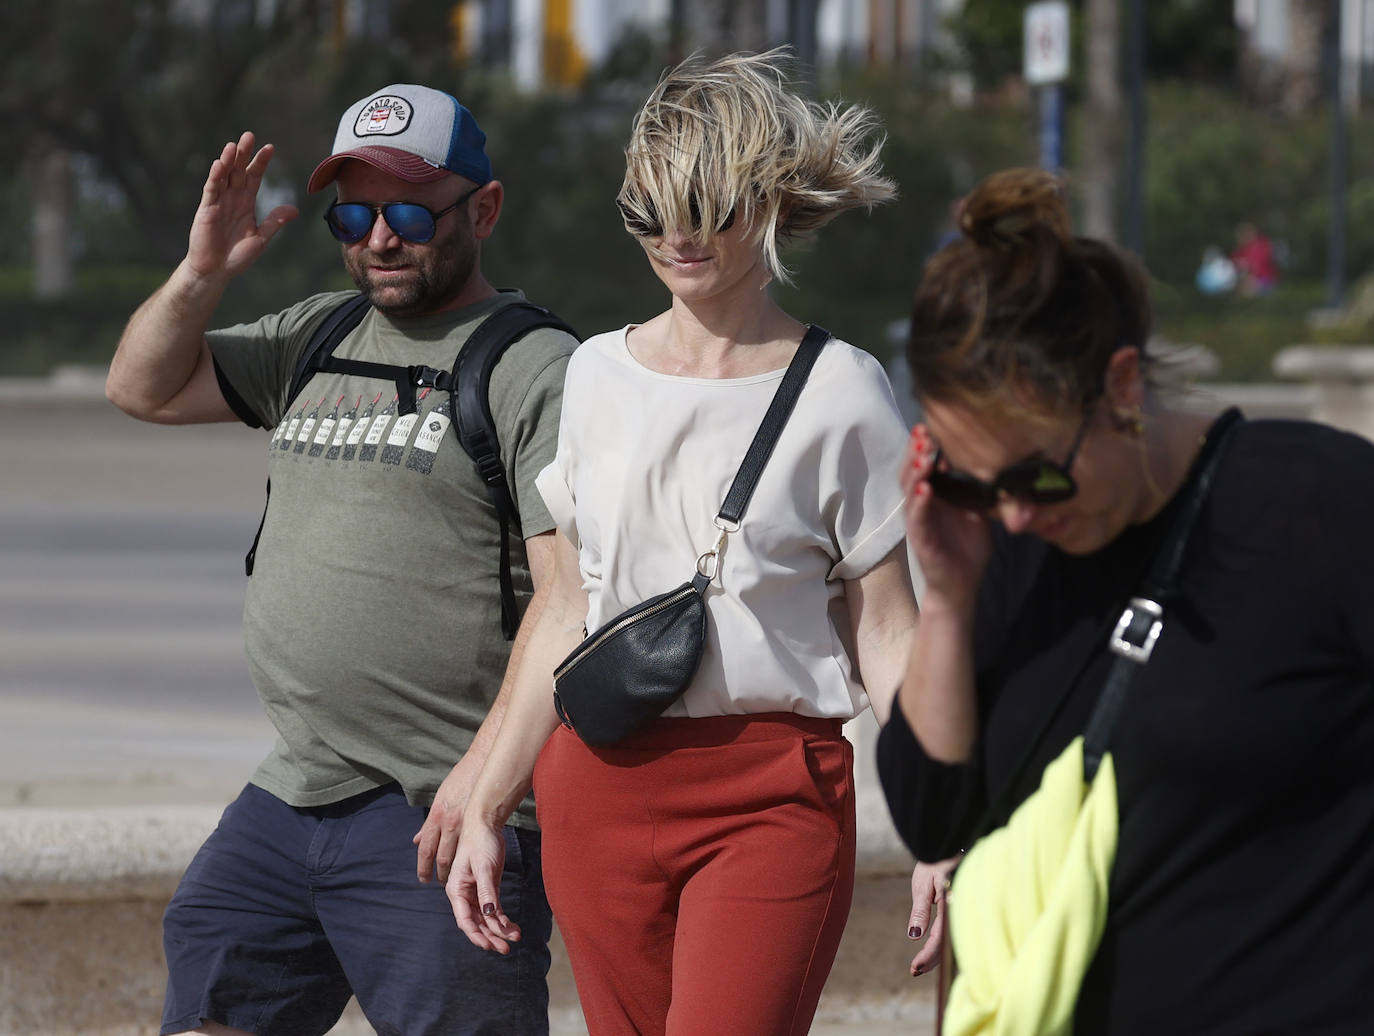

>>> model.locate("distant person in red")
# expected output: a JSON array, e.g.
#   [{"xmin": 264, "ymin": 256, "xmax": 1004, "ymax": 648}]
[{"xmin": 1231, "ymin": 222, "xmax": 1279, "ymax": 296}]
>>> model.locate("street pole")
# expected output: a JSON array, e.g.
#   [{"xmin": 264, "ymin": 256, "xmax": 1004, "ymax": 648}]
[
  {"xmin": 1123, "ymin": 0, "xmax": 1146, "ymax": 257},
  {"xmin": 788, "ymin": 0, "xmax": 820, "ymax": 93},
  {"xmin": 1039, "ymin": 85, "xmax": 1065, "ymax": 172},
  {"xmin": 1025, "ymin": 2, "xmax": 1071, "ymax": 173},
  {"xmin": 1082, "ymin": 0, "xmax": 1121, "ymax": 242},
  {"xmin": 1327, "ymin": 0, "xmax": 1347, "ymax": 308}
]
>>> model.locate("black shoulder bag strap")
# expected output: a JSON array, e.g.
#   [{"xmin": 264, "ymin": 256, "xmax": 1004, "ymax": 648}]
[
  {"xmin": 686, "ymin": 324, "xmax": 831, "ymax": 592},
  {"xmin": 1081, "ymin": 407, "xmax": 1244, "ymax": 779},
  {"xmin": 715, "ymin": 323, "xmax": 830, "ymax": 526},
  {"xmin": 244, "ymin": 294, "xmax": 373, "ymax": 576}
]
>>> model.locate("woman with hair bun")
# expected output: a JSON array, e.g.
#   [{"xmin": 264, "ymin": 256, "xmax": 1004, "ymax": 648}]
[
  {"xmin": 448, "ymin": 50, "xmax": 921, "ymax": 1034},
  {"xmin": 879, "ymin": 166, "xmax": 1374, "ymax": 1032}
]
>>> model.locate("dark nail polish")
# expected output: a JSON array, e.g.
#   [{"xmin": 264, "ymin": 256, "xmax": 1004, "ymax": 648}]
[
  {"xmin": 914, "ymin": 966, "xmax": 924, "ymax": 977},
  {"xmin": 481, "ymin": 903, "xmax": 496, "ymax": 917},
  {"xmin": 909, "ymin": 926, "xmax": 922, "ymax": 939}
]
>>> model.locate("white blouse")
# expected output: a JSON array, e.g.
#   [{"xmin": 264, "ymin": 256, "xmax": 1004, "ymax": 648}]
[{"xmin": 535, "ymin": 326, "xmax": 910, "ymax": 719}]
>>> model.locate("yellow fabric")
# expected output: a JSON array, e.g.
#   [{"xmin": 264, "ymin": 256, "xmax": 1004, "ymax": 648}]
[{"xmin": 943, "ymin": 736, "xmax": 1118, "ymax": 1036}]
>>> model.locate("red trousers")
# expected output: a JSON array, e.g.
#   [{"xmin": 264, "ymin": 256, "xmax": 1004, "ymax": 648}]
[{"xmin": 533, "ymin": 713, "xmax": 856, "ymax": 1036}]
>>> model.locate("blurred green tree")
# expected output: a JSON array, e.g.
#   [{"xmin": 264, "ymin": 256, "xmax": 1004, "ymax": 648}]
[{"xmin": 4, "ymin": 2, "xmax": 1362, "ymax": 384}]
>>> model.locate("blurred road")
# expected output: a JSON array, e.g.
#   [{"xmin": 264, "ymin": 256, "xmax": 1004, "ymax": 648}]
[{"xmin": 0, "ymin": 385, "xmax": 276, "ymax": 804}]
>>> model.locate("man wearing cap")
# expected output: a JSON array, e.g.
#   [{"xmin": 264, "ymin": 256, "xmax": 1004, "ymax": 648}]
[{"xmin": 108, "ymin": 85, "xmax": 576, "ymax": 1036}]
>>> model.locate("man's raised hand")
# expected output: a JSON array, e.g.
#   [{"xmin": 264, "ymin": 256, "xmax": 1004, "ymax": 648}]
[{"xmin": 186, "ymin": 131, "xmax": 299, "ymax": 281}]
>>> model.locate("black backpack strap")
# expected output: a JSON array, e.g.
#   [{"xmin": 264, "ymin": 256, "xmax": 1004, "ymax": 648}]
[
  {"xmin": 300, "ymin": 294, "xmax": 460, "ymax": 415},
  {"xmin": 246, "ymin": 293, "xmax": 579, "ymax": 644},
  {"xmin": 322, "ymin": 356, "xmax": 429, "ymax": 414},
  {"xmin": 440, "ymin": 302, "xmax": 577, "ymax": 639},
  {"xmin": 286, "ymin": 293, "xmax": 373, "ymax": 410},
  {"xmin": 245, "ymin": 294, "xmax": 373, "ymax": 576}
]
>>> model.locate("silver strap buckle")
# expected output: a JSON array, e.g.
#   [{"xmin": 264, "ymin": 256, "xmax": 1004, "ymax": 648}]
[
  {"xmin": 1109, "ymin": 597, "xmax": 1164, "ymax": 662},
  {"xmin": 695, "ymin": 527, "xmax": 729, "ymax": 582}
]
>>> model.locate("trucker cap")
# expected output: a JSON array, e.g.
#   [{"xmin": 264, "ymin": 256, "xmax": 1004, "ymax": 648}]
[{"xmin": 307, "ymin": 84, "xmax": 492, "ymax": 193}]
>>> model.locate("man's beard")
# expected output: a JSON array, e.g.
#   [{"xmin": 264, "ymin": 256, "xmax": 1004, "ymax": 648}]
[{"xmin": 344, "ymin": 234, "xmax": 476, "ymax": 317}]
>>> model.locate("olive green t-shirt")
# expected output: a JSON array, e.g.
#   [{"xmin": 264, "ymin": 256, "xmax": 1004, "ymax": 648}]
[{"xmin": 208, "ymin": 289, "xmax": 575, "ymax": 826}]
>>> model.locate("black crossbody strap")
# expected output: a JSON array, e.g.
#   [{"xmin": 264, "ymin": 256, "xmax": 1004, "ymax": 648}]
[
  {"xmin": 1081, "ymin": 408, "xmax": 1244, "ymax": 780},
  {"xmin": 716, "ymin": 324, "xmax": 830, "ymax": 526}
]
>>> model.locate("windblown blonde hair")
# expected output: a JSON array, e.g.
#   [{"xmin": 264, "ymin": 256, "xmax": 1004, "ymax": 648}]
[{"xmin": 617, "ymin": 48, "xmax": 896, "ymax": 284}]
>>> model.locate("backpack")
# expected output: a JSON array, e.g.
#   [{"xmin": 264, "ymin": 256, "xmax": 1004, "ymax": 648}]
[{"xmin": 245, "ymin": 293, "xmax": 577, "ymax": 640}]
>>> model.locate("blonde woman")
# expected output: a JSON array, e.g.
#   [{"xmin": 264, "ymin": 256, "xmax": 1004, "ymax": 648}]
[{"xmin": 445, "ymin": 51, "xmax": 919, "ymax": 1034}]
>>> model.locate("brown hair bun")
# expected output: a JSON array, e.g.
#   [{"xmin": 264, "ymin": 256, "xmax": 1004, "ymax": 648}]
[
  {"xmin": 959, "ymin": 168, "xmax": 1071, "ymax": 250},
  {"xmin": 908, "ymin": 167, "xmax": 1151, "ymax": 415}
]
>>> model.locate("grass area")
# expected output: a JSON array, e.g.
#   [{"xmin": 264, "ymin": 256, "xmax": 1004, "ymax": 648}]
[
  {"xmin": 0, "ymin": 260, "xmax": 343, "ymax": 378},
  {"xmin": 1151, "ymin": 278, "xmax": 1337, "ymax": 382},
  {"xmin": 0, "ymin": 266, "xmax": 169, "ymax": 377},
  {"xmin": 0, "ymin": 264, "xmax": 1363, "ymax": 385}
]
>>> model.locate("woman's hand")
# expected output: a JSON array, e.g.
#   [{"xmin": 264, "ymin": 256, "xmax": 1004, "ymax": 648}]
[
  {"xmin": 442, "ymin": 530, "xmax": 586, "ymax": 954},
  {"xmin": 446, "ymin": 820, "xmax": 522, "ymax": 954},
  {"xmin": 903, "ymin": 424, "xmax": 992, "ymax": 608},
  {"xmin": 906, "ymin": 855, "xmax": 961, "ymax": 977}
]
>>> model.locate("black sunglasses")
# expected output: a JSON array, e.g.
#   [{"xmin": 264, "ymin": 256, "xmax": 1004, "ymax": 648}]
[
  {"xmin": 616, "ymin": 196, "xmax": 736, "ymax": 238},
  {"xmin": 324, "ymin": 185, "xmax": 481, "ymax": 244},
  {"xmin": 927, "ymin": 411, "xmax": 1093, "ymax": 512}
]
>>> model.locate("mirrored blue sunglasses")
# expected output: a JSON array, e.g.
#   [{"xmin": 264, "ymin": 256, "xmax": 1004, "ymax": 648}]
[{"xmin": 324, "ymin": 185, "xmax": 480, "ymax": 244}]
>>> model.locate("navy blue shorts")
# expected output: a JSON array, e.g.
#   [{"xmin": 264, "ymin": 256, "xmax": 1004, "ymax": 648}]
[{"xmin": 161, "ymin": 783, "xmax": 551, "ymax": 1036}]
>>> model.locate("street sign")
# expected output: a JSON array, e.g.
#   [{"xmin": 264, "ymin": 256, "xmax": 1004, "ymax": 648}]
[{"xmin": 1024, "ymin": 1, "xmax": 1070, "ymax": 85}]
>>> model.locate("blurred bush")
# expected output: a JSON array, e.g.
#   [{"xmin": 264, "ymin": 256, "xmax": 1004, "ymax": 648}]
[
  {"xmin": 0, "ymin": 57, "xmax": 1031, "ymax": 378},
  {"xmin": 5, "ymin": 39, "xmax": 1374, "ymax": 385}
]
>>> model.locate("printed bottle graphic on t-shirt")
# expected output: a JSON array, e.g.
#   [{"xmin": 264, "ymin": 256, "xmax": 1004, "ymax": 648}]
[
  {"xmin": 269, "ymin": 409, "xmax": 292, "ymax": 451},
  {"xmin": 278, "ymin": 397, "xmax": 310, "ymax": 451},
  {"xmin": 309, "ymin": 395, "xmax": 345, "ymax": 457},
  {"xmin": 405, "ymin": 394, "xmax": 453, "ymax": 475},
  {"xmin": 327, "ymin": 396, "xmax": 361, "ymax": 461},
  {"xmin": 293, "ymin": 396, "xmax": 326, "ymax": 454},
  {"xmin": 380, "ymin": 388, "xmax": 430, "ymax": 465},
  {"xmin": 358, "ymin": 394, "xmax": 399, "ymax": 463},
  {"xmin": 343, "ymin": 391, "xmax": 383, "ymax": 461}
]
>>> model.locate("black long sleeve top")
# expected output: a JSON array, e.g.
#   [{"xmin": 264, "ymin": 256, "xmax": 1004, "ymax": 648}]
[{"xmin": 878, "ymin": 416, "xmax": 1374, "ymax": 1033}]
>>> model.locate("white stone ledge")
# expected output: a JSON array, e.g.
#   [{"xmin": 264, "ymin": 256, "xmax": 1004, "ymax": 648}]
[
  {"xmin": 1272, "ymin": 345, "xmax": 1374, "ymax": 441},
  {"xmin": 1274, "ymin": 344, "xmax": 1374, "ymax": 379},
  {"xmin": 0, "ymin": 802, "xmax": 916, "ymax": 903},
  {"xmin": 0, "ymin": 806, "xmax": 220, "ymax": 902},
  {"xmin": 1201, "ymin": 381, "xmax": 1313, "ymax": 420}
]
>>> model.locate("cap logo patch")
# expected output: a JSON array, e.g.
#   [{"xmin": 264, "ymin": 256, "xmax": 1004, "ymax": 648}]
[{"xmin": 354, "ymin": 95, "xmax": 412, "ymax": 138}]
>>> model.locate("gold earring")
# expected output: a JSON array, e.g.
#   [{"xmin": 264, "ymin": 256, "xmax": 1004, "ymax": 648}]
[{"xmin": 1114, "ymin": 407, "xmax": 1143, "ymax": 437}]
